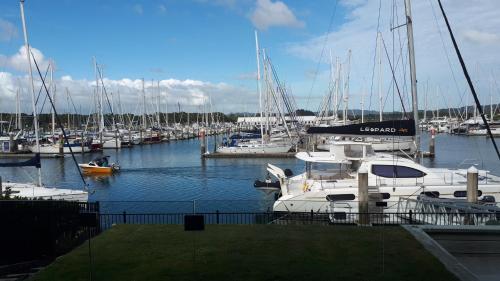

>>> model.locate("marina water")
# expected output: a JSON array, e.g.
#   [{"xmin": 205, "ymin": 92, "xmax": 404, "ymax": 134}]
[{"xmin": 1, "ymin": 132, "xmax": 498, "ymax": 213}]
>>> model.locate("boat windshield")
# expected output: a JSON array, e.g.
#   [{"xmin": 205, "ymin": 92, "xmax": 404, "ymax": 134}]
[
  {"xmin": 307, "ymin": 162, "xmax": 352, "ymax": 180},
  {"xmin": 343, "ymin": 144, "xmax": 374, "ymax": 158}
]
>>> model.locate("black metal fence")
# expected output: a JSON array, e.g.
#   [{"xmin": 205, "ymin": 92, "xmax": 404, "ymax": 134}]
[{"xmin": 98, "ymin": 210, "xmax": 500, "ymax": 230}]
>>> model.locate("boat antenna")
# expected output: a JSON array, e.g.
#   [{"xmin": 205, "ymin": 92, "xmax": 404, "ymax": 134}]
[
  {"xmin": 19, "ymin": 0, "xmax": 42, "ymax": 187},
  {"xmin": 31, "ymin": 53, "xmax": 88, "ymax": 187},
  {"xmin": 437, "ymin": 0, "xmax": 500, "ymax": 160}
]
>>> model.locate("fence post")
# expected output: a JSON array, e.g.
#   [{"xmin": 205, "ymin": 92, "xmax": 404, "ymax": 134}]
[
  {"xmin": 310, "ymin": 209, "xmax": 314, "ymax": 223},
  {"xmin": 123, "ymin": 211, "xmax": 127, "ymax": 224},
  {"xmin": 358, "ymin": 168, "xmax": 369, "ymax": 226},
  {"xmin": 216, "ymin": 210, "xmax": 219, "ymax": 224},
  {"xmin": 409, "ymin": 210, "xmax": 413, "ymax": 225}
]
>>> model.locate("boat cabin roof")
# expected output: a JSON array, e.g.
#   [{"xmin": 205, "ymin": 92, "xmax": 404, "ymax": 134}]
[{"xmin": 297, "ymin": 141, "xmax": 375, "ymax": 163}]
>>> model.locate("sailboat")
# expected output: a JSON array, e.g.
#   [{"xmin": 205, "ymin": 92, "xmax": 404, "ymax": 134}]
[
  {"xmin": 257, "ymin": 0, "xmax": 500, "ymax": 213},
  {"xmin": 218, "ymin": 31, "xmax": 293, "ymax": 154},
  {"xmin": 2, "ymin": 0, "xmax": 88, "ymax": 202}
]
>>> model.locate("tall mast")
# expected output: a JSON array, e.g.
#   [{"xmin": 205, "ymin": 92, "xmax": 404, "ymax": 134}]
[
  {"xmin": 20, "ymin": 0, "xmax": 42, "ymax": 187},
  {"xmin": 436, "ymin": 86, "xmax": 439, "ymax": 118},
  {"xmin": 405, "ymin": 0, "xmax": 420, "ymax": 160},
  {"xmin": 66, "ymin": 88, "xmax": 71, "ymax": 131},
  {"xmin": 263, "ymin": 49, "xmax": 270, "ymax": 135},
  {"xmin": 333, "ymin": 57, "xmax": 340, "ymax": 122},
  {"xmin": 377, "ymin": 32, "xmax": 383, "ymax": 122},
  {"xmin": 157, "ymin": 81, "xmax": 161, "ymax": 127},
  {"xmin": 465, "ymin": 94, "xmax": 468, "ymax": 119},
  {"xmin": 491, "ymin": 94, "xmax": 493, "ymax": 121},
  {"xmin": 142, "ymin": 78, "xmax": 146, "ymax": 129},
  {"xmin": 50, "ymin": 62, "xmax": 55, "ymax": 138},
  {"xmin": 361, "ymin": 91, "xmax": 365, "ymax": 123},
  {"xmin": 424, "ymin": 83, "xmax": 427, "ymax": 121},
  {"xmin": 343, "ymin": 50, "xmax": 351, "ymax": 125},
  {"xmin": 254, "ymin": 30, "xmax": 264, "ymax": 144},
  {"xmin": 165, "ymin": 86, "xmax": 169, "ymax": 126}
]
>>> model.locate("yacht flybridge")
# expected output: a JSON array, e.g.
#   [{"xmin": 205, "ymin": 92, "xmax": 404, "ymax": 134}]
[{"xmin": 265, "ymin": 141, "xmax": 500, "ymax": 213}]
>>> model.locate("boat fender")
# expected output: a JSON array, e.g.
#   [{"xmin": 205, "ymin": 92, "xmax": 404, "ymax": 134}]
[{"xmin": 302, "ymin": 182, "xmax": 309, "ymax": 192}]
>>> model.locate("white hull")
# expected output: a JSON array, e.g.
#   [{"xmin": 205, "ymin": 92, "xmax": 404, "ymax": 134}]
[
  {"xmin": 102, "ymin": 139, "xmax": 122, "ymax": 149},
  {"xmin": 31, "ymin": 144, "xmax": 90, "ymax": 154},
  {"xmin": 273, "ymin": 183, "xmax": 500, "ymax": 213},
  {"xmin": 370, "ymin": 139, "xmax": 415, "ymax": 152},
  {"xmin": 218, "ymin": 143, "xmax": 292, "ymax": 154},
  {"xmin": 3, "ymin": 182, "xmax": 88, "ymax": 202}
]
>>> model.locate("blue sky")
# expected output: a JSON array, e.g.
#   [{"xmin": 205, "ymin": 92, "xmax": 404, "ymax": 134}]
[
  {"xmin": 0, "ymin": 0, "xmax": 345, "ymax": 82},
  {"xmin": 0, "ymin": 0, "xmax": 499, "ymax": 114}
]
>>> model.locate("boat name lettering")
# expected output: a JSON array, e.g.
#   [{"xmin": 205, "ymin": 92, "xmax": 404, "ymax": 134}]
[{"xmin": 359, "ymin": 127, "xmax": 396, "ymax": 133}]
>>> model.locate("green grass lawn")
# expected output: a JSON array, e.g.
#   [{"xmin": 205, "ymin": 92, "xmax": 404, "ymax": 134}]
[{"xmin": 32, "ymin": 224, "xmax": 457, "ymax": 281}]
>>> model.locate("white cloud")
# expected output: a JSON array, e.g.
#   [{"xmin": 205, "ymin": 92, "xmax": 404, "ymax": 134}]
[
  {"xmin": 0, "ymin": 46, "xmax": 52, "ymax": 74},
  {"xmin": 463, "ymin": 29, "xmax": 500, "ymax": 45},
  {"xmin": 0, "ymin": 19, "xmax": 18, "ymax": 42},
  {"xmin": 285, "ymin": 0, "xmax": 500, "ymax": 111},
  {"xmin": 250, "ymin": 0, "xmax": 305, "ymax": 30},
  {"xmin": 0, "ymin": 72, "xmax": 257, "ymax": 113}
]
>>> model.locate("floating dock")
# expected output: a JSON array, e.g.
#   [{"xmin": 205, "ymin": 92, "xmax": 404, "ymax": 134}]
[
  {"xmin": 202, "ymin": 152, "xmax": 296, "ymax": 158},
  {"xmin": 0, "ymin": 153, "xmax": 63, "ymax": 159}
]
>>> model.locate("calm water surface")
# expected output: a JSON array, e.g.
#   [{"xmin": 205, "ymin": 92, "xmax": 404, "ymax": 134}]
[{"xmin": 1, "ymin": 133, "xmax": 499, "ymax": 212}]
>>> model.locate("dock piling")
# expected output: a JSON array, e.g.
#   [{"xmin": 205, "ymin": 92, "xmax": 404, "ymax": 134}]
[
  {"xmin": 429, "ymin": 130, "xmax": 436, "ymax": 158},
  {"xmin": 200, "ymin": 129, "xmax": 206, "ymax": 155},
  {"xmin": 0, "ymin": 176, "xmax": 3, "ymax": 198},
  {"xmin": 467, "ymin": 166, "xmax": 478, "ymax": 204},
  {"xmin": 59, "ymin": 134, "xmax": 64, "ymax": 156},
  {"xmin": 358, "ymin": 168, "xmax": 369, "ymax": 226}
]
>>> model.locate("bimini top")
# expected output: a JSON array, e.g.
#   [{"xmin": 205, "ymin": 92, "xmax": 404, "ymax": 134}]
[
  {"xmin": 307, "ymin": 119, "xmax": 416, "ymax": 137},
  {"xmin": 296, "ymin": 141, "xmax": 375, "ymax": 163}
]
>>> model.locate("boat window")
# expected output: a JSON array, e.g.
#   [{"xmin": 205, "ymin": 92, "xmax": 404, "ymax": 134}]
[
  {"xmin": 344, "ymin": 144, "xmax": 364, "ymax": 158},
  {"xmin": 326, "ymin": 194, "xmax": 355, "ymax": 201},
  {"xmin": 371, "ymin": 165, "xmax": 426, "ymax": 178},
  {"xmin": 453, "ymin": 190, "xmax": 483, "ymax": 197},
  {"xmin": 421, "ymin": 191, "xmax": 440, "ymax": 198},
  {"xmin": 381, "ymin": 193, "xmax": 391, "ymax": 199}
]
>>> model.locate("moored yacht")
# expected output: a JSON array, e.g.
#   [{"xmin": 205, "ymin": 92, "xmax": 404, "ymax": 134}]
[{"xmin": 264, "ymin": 141, "xmax": 500, "ymax": 213}]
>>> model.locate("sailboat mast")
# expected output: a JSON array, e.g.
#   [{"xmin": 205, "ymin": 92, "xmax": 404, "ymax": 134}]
[
  {"xmin": 157, "ymin": 81, "xmax": 161, "ymax": 127},
  {"xmin": 378, "ymin": 32, "xmax": 383, "ymax": 122},
  {"xmin": 405, "ymin": 0, "xmax": 420, "ymax": 160},
  {"xmin": 343, "ymin": 50, "xmax": 351, "ymax": 125},
  {"xmin": 19, "ymin": 0, "xmax": 42, "ymax": 187},
  {"xmin": 333, "ymin": 57, "xmax": 339, "ymax": 121},
  {"xmin": 142, "ymin": 78, "xmax": 146, "ymax": 129},
  {"xmin": 254, "ymin": 31, "xmax": 264, "ymax": 144},
  {"xmin": 50, "ymin": 62, "xmax": 55, "ymax": 138}
]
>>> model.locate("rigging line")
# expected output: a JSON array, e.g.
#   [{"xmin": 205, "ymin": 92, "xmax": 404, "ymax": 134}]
[
  {"xmin": 35, "ymin": 65, "xmax": 50, "ymax": 116},
  {"xmin": 381, "ymin": 34, "xmax": 408, "ymax": 118},
  {"xmin": 428, "ymin": 0, "xmax": 465, "ymax": 112},
  {"xmin": 305, "ymin": 0, "xmax": 338, "ymax": 111},
  {"xmin": 31, "ymin": 51, "xmax": 88, "ymax": 188},
  {"xmin": 437, "ymin": 0, "xmax": 500, "ymax": 161},
  {"xmin": 368, "ymin": 0, "xmax": 383, "ymax": 113}
]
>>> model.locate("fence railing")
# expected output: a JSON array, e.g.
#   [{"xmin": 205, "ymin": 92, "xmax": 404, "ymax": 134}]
[{"xmin": 98, "ymin": 210, "xmax": 500, "ymax": 230}]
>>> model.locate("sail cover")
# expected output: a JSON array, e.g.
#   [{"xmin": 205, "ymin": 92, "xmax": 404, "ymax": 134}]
[
  {"xmin": 307, "ymin": 120, "xmax": 416, "ymax": 136},
  {"xmin": 0, "ymin": 153, "xmax": 41, "ymax": 168}
]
